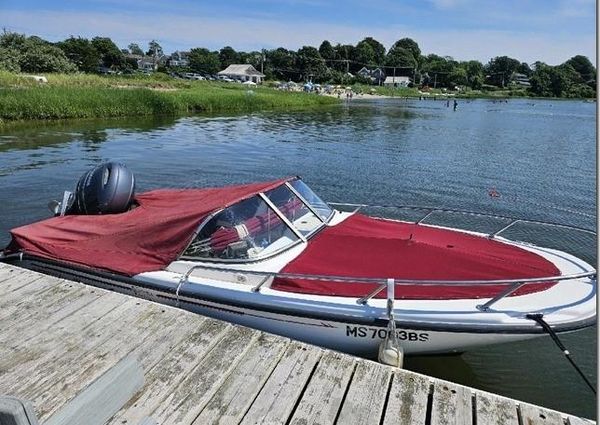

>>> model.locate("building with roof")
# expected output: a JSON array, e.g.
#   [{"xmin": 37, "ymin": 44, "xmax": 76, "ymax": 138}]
[
  {"xmin": 357, "ymin": 67, "xmax": 386, "ymax": 84},
  {"xmin": 169, "ymin": 51, "xmax": 190, "ymax": 67},
  {"xmin": 218, "ymin": 64, "xmax": 265, "ymax": 83},
  {"xmin": 383, "ymin": 76, "xmax": 410, "ymax": 87},
  {"xmin": 511, "ymin": 72, "xmax": 531, "ymax": 87}
]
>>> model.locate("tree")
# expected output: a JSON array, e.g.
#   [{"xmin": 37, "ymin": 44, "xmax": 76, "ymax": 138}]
[
  {"xmin": 385, "ymin": 47, "xmax": 416, "ymax": 69},
  {"xmin": 219, "ymin": 46, "xmax": 239, "ymax": 68},
  {"xmin": 318, "ymin": 40, "xmax": 335, "ymax": 61},
  {"xmin": 390, "ymin": 38, "xmax": 420, "ymax": 65},
  {"xmin": 0, "ymin": 31, "xmax": 76, "ymax": 73},
  {"xmin": 0, "ymin": 47, "xmax": 21, "ymax": 72},
  {"xmin": 266, "ymin": 47, "xmax": 297, "ymax": 80},
  {"xmin": 564, "ymin": 55, "xmax": 596, "ymax": 83},
  {"xmin": 91, "ymin": 37, "xmax": 125, "ymax": 69},
  {"xmin": 241, "ymin": 50, "xmax": 263, "ymax": 70},
  {"xmin": 354, "ymin": 40, "xmax": 376, "ymax": 68},
  {"xmin": 57, "ymin": 37, "xmax": 100, "ymax": 72},
  {"xmin": 485, "ymin": 56, "xmax": 521, "ymax": 87},
  {"xmin": 147, "ymin": 40, "xmax": 163, "ymax": 60},
  {"xmin": 360, "ymin": 37, "xmax": 385, "ymax": 65},
  {"xmin": 529, "ymin": 63, "xmax": 553, "ymax": 96},
  {"xmin": 128, "ymin": 43, "xmax": 144, "ymax": 56},
  {"xmin": 461, "ymin": 60, "xmax": 484, "ymax": 89},
  {"xmin": 332, "ymin": 44, "xmax": 355, "ymax": 72},
  {"xmin": 21, "ymin": 43, "xmax": 77, "ymax": 73},
  {"xmin": 296, "ymin": 46, "xmax": 328, "ymax": 81},
  {"xmin": 529, "ymin": 63, "xmax": 581, "ymax": 97},
  {"xmin": 448, "ymin": 67, "xmax": 468, "ymax": 87},
  {"xmin": 419, "ymin": 54, "xmax": 456, "ymax": 88},
  {"xmin": 188, "ymin": 47, "xmax": 221, "ymax": 74}
]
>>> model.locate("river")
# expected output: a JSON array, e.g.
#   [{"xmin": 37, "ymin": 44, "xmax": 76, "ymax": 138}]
[{"xmin": 0, "ymin": 97, "xmax": 596, "ymax": 418}]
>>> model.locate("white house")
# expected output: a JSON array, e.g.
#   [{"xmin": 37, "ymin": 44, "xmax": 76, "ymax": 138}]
[
  {"xmin": 170, "ymin": 51, "xmax": 190, "ymax": 67},
  {"xmin": 384, "ymin": 76, "xmax": 410, "ymax": 88},
  {"xmin": 218, "ymin": 64, "xmax": 265, "ymax": 83}
]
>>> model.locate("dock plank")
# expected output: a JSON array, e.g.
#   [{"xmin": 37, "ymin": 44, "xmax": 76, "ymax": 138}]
[
  {"xmin": 108, "ymin": 319, "xmax": 231, "ymax": 424},
  {"xmin": 0, "ymin": 290, "xmax": 129, "ymax": 376},
  {"xmin": 336, "ymin": 360, "xmax": 392, "ymax": 425},
  {"xmin": 0, "ymin": 272, "xmax": 47, "ymax": 307},
  {"xmin": 519, "ymin": 403, "xmax": 565, "ymax": 425},
  {"xmin": 383, "ymin": 372, "xmax": 431, "ymax": 425},
  {"xmin": 0, "ymin": 283, "xmax": 111, "ymax": 347},
  {"xmin": 240, "ymin": 342, "xmax": 322, "ymax": 425},
  {"xmin": 288, "ymin": 350, "xmax": 356, "ymax": 425},
  {"xmin": 0, "ymin": 279, "xmax": 87, "ymax": 325},
  {"xmin": 431, "ymin": 381, "xmax": 473, "ymax": 425},
  {"xmin": 154, "ymin": 326, "xmax": 257, "ymax": 425},
  {"xmin": 474, "ymin": 391, "xmax": 519, "ymax": 425},
  {"xmin": 0, "ymin": 267, "xmax": 30, "ymax": 287},
  {"xmin": 192, "ymin": 333, "xmax": 288, "ymax": 425}
]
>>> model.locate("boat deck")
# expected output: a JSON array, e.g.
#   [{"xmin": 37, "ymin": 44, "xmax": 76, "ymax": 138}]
[{"xmin": 0, "ymin": 263, "xmax": 593, "ymax": 425}]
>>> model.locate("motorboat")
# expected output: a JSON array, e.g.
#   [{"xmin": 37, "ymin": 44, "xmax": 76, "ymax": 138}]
[{"xmin": 2, "ymin": 163, "xmax": 596, "ymax": 357}]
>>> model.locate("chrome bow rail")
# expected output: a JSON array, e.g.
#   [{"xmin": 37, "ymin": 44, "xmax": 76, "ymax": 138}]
[
  {"xmin": 177, "ymin": 202, "xmax": 596, "ymax": 312},
  {"xmin": 177, "ymin": 266, "xmax": 595, "ymax": 311},
  {"xmin": 327, "ymin": 202, "xmax": 597, "ymax": 237}
]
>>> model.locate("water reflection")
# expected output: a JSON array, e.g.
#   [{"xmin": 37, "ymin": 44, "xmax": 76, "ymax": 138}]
[{"xmin": 0, "ymin": 115, "xmax": 179, "ymax": 153}]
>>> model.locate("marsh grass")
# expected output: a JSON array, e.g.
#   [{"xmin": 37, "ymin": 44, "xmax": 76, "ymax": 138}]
[{"xmin": 0, "ymin": 72, "xmax": 338, "ymax": 122}]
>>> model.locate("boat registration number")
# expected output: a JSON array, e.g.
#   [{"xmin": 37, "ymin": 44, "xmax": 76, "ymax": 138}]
[{"xmin": 346, "ymin": 326, "xmax": 429, "ymax": 341}]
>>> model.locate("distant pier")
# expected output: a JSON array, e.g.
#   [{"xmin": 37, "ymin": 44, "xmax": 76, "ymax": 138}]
[{"xmin": 0, "ymin": 263, "xmax": 594, "ymax": 425}]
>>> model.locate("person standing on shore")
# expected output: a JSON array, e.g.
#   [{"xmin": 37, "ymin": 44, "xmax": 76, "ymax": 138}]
[{"xmin": 453, "ymin": 99, "xmax": 458, "ymax": 111}]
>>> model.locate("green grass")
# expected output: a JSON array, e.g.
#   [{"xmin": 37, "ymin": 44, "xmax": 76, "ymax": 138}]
[{"xmin": 0, "ymin": 72, "xmax": 339, "ymax": 122}]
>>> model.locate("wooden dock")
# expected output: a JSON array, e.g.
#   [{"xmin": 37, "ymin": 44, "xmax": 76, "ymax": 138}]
[{"xmin": 0, "ymin": 263, "xmax": 594, "ymax": 425}]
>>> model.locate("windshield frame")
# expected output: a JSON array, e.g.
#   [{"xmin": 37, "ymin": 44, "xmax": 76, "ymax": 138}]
[
  {"xmin": 178, "ymin": 179, "xmax": 333, "ymax": 264},
  {"xmin": 285, "ymin": 180, "xmax": 334, "ymax": 225}
]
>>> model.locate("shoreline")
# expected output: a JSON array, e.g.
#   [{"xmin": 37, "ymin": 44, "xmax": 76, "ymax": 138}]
[
  {"xmin": 0, "ymin": 84, "xmax": 339, "ymax": 124},
  {"xmin": 0, "ymin": 71, "xmax": 594, "ymax": 124}
]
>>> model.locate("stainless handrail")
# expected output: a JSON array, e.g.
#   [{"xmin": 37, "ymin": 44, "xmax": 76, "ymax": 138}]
[
  {"xmin": 176, "ymin": 263, "xmax": 596, "ymax": 309},
  {"xmin": 177, "ymin": 263, "xmax": 595, "ymax": 286},
  {"xmin": 328, "ymin": 202, "xmax": 596, "ymax": 235}
]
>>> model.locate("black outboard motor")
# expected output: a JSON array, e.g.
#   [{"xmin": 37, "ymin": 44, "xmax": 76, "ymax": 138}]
[{"xmin": 68, "ymin": 162, "xmax": 136, "ymax": 215}]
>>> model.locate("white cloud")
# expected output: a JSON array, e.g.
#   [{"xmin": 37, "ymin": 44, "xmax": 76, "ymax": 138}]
[{"xmin": 0, "ymin": 9, "xmax": 594, "ymax": 64}]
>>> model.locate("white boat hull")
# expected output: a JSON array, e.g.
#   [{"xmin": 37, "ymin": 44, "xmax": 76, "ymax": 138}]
[{"xmin": 172, "ymin": 295, "xmax": 541, "ymax": 356}]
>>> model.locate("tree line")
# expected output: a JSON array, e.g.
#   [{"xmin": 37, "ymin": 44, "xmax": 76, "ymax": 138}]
[{"xmin": 0, "ymin": 30, "xmax": 595, "ymax": 98}]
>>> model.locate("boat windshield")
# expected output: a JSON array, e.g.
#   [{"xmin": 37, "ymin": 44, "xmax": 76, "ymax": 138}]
[
  {"xmin": 264, "ymin": 184, "xmax": 323, "ymax": 237},
  {"xmin": 288, "ymin": 179, "xmax": 333, "ymax": 222},
  {"xmin": 183, "ymin": 195, "xmax": 300, "ymax": 260}
]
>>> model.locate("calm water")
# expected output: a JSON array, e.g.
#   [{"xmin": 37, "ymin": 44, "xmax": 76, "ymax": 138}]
[{"xmin": 0, "ymin": 98, "xmax": 596, "ymax": 418}]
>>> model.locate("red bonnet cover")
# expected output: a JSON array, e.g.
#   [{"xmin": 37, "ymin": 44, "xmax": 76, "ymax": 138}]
[{"xmin": 8, "ymin": 178, "xmax": 289, "ymax": 275}]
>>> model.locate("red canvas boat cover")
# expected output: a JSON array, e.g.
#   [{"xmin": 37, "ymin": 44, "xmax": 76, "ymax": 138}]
[
  {"xmin": 272, "ymin": 214, "xmax": 560, "ymax": 300},
  {"xmin": 7, "ymin": 179, "xmax": 290, "ymax": 276}
]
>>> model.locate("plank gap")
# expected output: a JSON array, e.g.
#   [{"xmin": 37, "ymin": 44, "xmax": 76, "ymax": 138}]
[
  {"xmin": 332, "ymin": 360, "xmax": 358, "ymax": 425},
  {"xmin": 378, "ymin": 369, "xmax": 395, "ymax": 425},
  {"xmin": 284, "ymin": 354, "xmax": 322, "ymax": 425},
  {"xmin": 472, "ymin": 393, "xmax": 477, "ymax": 425},
  {"xmin": 236, "ymin": 338, "xmax": 292, "ymax": 425},
  {"xmin": 425, "ymin": 383, "xmax": 434, "ymax": 425}
]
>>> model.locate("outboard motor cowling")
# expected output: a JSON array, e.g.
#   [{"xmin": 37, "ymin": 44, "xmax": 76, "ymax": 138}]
[{"xmin": 69, "ymin": 162, "xmax": 135, "ymax": 215}]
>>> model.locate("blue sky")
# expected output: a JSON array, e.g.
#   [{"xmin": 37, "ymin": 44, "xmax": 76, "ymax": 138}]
[{"xmin": 1, "ymin": 0, "xmax": 596, "ymax": 65}]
